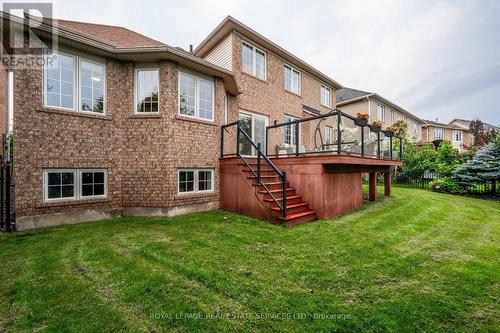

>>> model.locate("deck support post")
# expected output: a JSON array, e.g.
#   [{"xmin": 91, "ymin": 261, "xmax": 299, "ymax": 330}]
[
  {"xmin": 369, "ymin": 172, "xmax": 377, "ymax": 201},
  {"xmin": 384, "ymin": 171, "xmax": 391, "ymax": 197}
]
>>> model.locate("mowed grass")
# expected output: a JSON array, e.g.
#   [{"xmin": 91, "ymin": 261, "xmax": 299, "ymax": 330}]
[{"xmin": 0, "ymin": 188, "xmax": 499, "ymax": 333}]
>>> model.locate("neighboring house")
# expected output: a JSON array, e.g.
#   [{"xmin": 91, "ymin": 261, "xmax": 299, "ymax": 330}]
[
  {"xmin": 421, "ymin": 120, "xmax": 473, "ymax": 151},
  {"xmin": 336, "ymin": 88, "xmax": 424, "ymax": 142},
  {"xmin": 1, "ymin": 14, "xmax": 402, "ymax": 230},
  {"xmin": 449, "ymin": 118, "xmax": 498, "ymax": 132}
]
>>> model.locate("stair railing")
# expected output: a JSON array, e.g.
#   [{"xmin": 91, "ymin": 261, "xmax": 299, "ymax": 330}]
[{"xmin": 221, "ymin": 121, "xmax": 287, "ymax": 220}]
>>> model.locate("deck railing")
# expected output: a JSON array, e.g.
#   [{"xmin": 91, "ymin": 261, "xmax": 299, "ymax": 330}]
[{"xmin": 265, "ymin": 109, "xmax": 403, "ymax": 159}]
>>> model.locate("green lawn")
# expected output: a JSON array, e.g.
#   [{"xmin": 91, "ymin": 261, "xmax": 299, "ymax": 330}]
[{"xmin": 0, "ymin": 188, "xmax": 499, "ymax": 332}]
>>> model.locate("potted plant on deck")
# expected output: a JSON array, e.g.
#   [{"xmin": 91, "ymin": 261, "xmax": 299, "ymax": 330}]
[
  {"xmin": 383, "ymin": 128, "xmax": 394, "ymax": 137},
  {"xmin": 355, "ymin": 112, "xmax": 369, "ymax": 126},
  {"xmin": 368, "ymin": 120, "xmax": 383, "ymax": 132}
]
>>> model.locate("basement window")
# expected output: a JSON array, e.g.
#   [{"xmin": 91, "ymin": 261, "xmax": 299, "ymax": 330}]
[
  {"xmin": 43, "ymin": 169, "xmax": 107, "ymax": 202},
  {"xmin": 178, "ymin": 169, "xmax": 214, "ymax": 194}
]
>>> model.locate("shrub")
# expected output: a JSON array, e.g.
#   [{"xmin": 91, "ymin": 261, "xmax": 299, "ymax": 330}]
[{"xmin": 429, "ymin": 177, "xmax": 461, "ymax": 193}]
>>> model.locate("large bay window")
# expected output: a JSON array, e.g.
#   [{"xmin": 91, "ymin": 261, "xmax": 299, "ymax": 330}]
[
  {"xmin": 178, "ymin": 169, "xmax": 214, "ymax": 194},
  {"xmin": 135, "ymin": 69, "xmax": 159, "ymax": 113},
  {"xmin": 242, "ymin": 41, "xmax": 266, "ymax": 80},
  {"xmin": 179, "ymin": 71, "xmax": 214, "ymax": 121},
  {"xmin": 44, "ymin": 50, "xmax": 106, "ymax": 113},
  {"xmin": 284, "ymin": 64, "xmax": 301, "ymax": 94},
  {"xmin": 43, "ymin": 169, "xmax": 107, "ymax": 202}
]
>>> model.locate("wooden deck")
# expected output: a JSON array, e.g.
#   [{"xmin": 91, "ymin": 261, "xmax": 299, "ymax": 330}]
[{"xmin": 220, "ymin": 154, "xmax": 402, "ymax": 225}]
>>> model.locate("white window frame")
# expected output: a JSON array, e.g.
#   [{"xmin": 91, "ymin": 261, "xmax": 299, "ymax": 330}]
[
  {"xmin": 390, "ymin": 110, "xmax": 395, "ymax": 122},
  {"xmin": 178, "ymin": 71, "xmax": 215, "ymax": 122},
  {"xmin": 177, "ymin": 169, "xmax": 214, "ymax": 195},
  {"xmin": 43, "ymin": 50, "xmax": 107, "ymax": 114},
  {"xmin": 43, "ymin": 169, "xmax": 107, "ymax": 202},
  {"xmin": 320, "ymin": 85, "xmax": 331, "ymax": 108},
  {"xmin": 325, "ymin": 126, "xmax": 332, "ymax": 145},
  {"xmin": 284, "ymin": 64, "xmax": 301, "ymax": 95},
  {"xmin": 134, "ymin": 68, "xmax": 160, "ymax": 114},
  {"xmin": 284, "ymin": 115, "xmax": 299, "ymax": 146},
  {"xmin": 79, "ymin": 57, "xmax": 106, "ymax": 115},
  {"xmin": 412, "ymin": 123, "xmax": 418, "ymax": 135},
  {"xmin": 435, "ymin": 128, "xmax": 444, "ymax": 140},
  {"xmin": 241, "ymin": 41, "xmax": 267, "ymax": 80},
  {"xmin": 453, "ymin": 130, "xmax": 463, "ymax": 142},
  {"xmin": 377, "ymin": 104, "xmax": 385, "ymax": 122}
]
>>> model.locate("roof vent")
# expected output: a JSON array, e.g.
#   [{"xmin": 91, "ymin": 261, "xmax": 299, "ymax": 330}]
[
  {"xmin": 435, "ymin": 118, "xmax": 438, "ymax": 122},
  {"xmin": 189, "ymin": 44, "xmax": 193, "ymax": 53}
]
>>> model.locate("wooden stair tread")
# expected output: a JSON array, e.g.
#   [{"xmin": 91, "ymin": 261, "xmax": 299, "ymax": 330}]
[
  {"xmin": 258, "ymin": 188, "xmax": 294, "ymax": 194},
  {"xmin": 263, "ymin": 195, "xmax": 301, "ymax": 202},
  {"xmin": 278, "ymin": 209, "xmax": 316, "ymax": 221},
  {"xmin": 247, "ymin": 175, "xmax": 280, "ymax": 179},
  {"xmin": 270, "ymin": 202, "xmax": 308, "ymax": 211},
  {"xmin": 252, "ymin": 182, "xmax": 283, "ymax": 186}
]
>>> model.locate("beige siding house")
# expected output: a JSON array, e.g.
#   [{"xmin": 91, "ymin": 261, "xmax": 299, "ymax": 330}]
[
  {"xmin": 336, "ymin": 88, "xmax": 424, "ymax": 142},
  {"xmin": 422, "ymin": 120, "xmax": 474, "ymax": 151}
]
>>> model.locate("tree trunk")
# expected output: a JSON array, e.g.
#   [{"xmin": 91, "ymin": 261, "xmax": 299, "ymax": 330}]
[{"xmin": 492, "ymin": 180, "xmax": 497, "ymax": 194}]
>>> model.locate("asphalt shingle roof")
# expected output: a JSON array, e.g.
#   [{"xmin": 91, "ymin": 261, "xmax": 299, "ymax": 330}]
[{"xmin": 336, "ymin": 87, "xmax": 372, "ymax": 103}]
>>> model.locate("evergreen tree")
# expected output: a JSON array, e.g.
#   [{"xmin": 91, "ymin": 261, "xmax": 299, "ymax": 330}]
[{"xmin": 452, "ymin": 141, "xmax": 500, "ymax": 193}]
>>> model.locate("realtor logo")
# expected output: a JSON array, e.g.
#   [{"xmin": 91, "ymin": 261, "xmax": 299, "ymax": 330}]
[{"xmin": 1, "ymin": 2, "xmax": 57, "ymax": 67}]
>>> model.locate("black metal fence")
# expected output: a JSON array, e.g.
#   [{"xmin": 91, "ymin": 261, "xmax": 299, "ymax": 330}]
[
  {"xmin": 0, "ymin": 134, "xmax": 14, "ymax": 232},
  {"xmin": 392, "ymin": 170, "xmax": 441, "ymax": 189}
]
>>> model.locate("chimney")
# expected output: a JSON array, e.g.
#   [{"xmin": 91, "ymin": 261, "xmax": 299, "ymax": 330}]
[
  {"xmin": 189, "ymin": 44, "xmax": 193, "ymax": 53},
  {"xmin": 435, "ymin": 118, "xmax": 438, "ymax": 122}
]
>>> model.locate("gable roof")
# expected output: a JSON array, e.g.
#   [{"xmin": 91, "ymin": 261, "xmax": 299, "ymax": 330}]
[
  {"xmin": 422, "ymin": 120, "xmax": 468, "ymax": 130},
  {"xmin": 336, "ymin": 87, "xmax": 424, "ymax": 123},
  {"xmin": 194, "ymin": 16, "xmax": 343, "ymax": 90},
  {"xmin": 0, "ymin": 12, "xmax": 240, "ymax": 95},
  {"xmin": 449, "ymin": 118, "xmax": 498, "ymax": 130}
]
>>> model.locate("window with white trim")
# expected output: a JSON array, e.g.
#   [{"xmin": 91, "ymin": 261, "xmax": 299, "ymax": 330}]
[
  {"xmin": 390, "ymin": 109, "xmax": 395, "ymax": 122},
  {"xmin": 178, "ymin": 169, "xmax": 214, "ymax": 194},
  {"xmin": 453, "ymin": 130, "xmax": 463, "ymax": 142},
  {"xmin": 43, "ymin": 169, "xmax": 107, "ymax": 202},
  {"xmin": 321, "ymin": 85, "xmax": 331, "ymax": 107},
  {"xmin": 435, "ymin": 128, "xmax": 444, "ymax": 140},
  {"xmin": 377, "ymin": 104, "xmax": 385, "ymax": 122},
  {"xmin": 44, "ymin": 50, "xmax": 106, "ymax": 114},
  {"xmin": 242, "ymin": 41, "xmax": 266, "ymax": 80},
  {"xmin": 412, "ymin": 123, "xmax": 418, "ymax": 135},
  {"xmin": 179, "ymin": 72, "xmax": 214, "ymax": 121},
  {"xmin": 325, "ymin": 126, "xmax": 332, "ymax": 145},
  {"xmin": 284, "ymin": 115, "xmax": 299, "ymax": 145},
  {"xmin": 284, "ymin": 64, "xmax": 301, "ymax": 94},
  {"xmin": 135, "ymin": 69, "xmax": 159, "ymax": 113}
]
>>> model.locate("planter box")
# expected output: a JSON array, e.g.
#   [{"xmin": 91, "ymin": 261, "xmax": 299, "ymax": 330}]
[
  {"xmin": 354, "ymin": 118, "xmax": 368, "ymax": 127},
  {"xmin": 368, "ymin": 124, "xmax": 382, "ymax": 132},
  {"xmin": 383, "ymin": 130, "xmax": 394, "ymax": 137}
]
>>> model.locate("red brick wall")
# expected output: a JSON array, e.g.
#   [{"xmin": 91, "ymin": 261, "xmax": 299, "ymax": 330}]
[{"xmin": 13, "ymin": 51, "xmax": 224, "ymax": 219}]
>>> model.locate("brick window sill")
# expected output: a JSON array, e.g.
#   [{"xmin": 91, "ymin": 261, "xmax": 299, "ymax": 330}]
[
  {"xmin": 174, "ymin": 192, "xmax": 218, "ymax": 201},
  {"xmin": 241, "ymin": 71, "xmax": 268, "ymax": 84},
  {"xmin": 36, "ymin": 108, "xmax": 112, "ymax": 121},
  {"xmin": 129, "ymin": 113, "xmax": 162, "ymax": 119},
  {"xmin": 284, "ymin": 89, "xmax": 302, "ymax": 98},
  {"xmin": 37, "ymin": 198, "xmax": 111, "ymax": 208},
  {"xmin": 175, "ymin": 115, "xmax": 218, "ymax": 127}
]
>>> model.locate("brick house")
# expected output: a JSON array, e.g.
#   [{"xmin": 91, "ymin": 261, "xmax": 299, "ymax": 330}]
[
  {"xmin": 2, "ymin": 14, "xmax": 405, "ymax": 229},
  {"xmin": 421, "ymin": 119, "xmax": 474, "ymax": 151},
  {"xmin": 336, "ymin": 87, "xmax": 424, "ymax": 143}
]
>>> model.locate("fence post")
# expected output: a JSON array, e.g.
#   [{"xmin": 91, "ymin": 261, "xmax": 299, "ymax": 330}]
[
  {"xmin": 257, "ymin": 143, "xmax": 261, "ymax": 183},
  {"xmin": 265, "ymin": 126, "xmax": 269, "ymax": 156},
  {"xmin": 337, "ymin": 112, "xmax": 342, "ymax": 154},
  {"xmin": 399, "ymin": 137, "xmax": 403, "ymax": 159},
  {"xmin": 295, "ymin": 121, "xmax": 299, "ymax": 156},
  {"xmin": 0, "ymin": 164, "xmax": 3, "ymax": 231},
  {"xmin": 5, "ymin": 162, "xmax": 10, "ymax": 232}
]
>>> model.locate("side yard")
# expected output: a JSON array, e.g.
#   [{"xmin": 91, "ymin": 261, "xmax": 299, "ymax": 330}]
[{"xmin": 0, "ymin": 188, "xmax": 499, "ymax": 332}]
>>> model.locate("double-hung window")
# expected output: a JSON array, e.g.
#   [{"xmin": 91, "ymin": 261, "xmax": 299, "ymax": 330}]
[
  {"xmin": 44, "ymin": 50, "xmax": 106, "ymax": 113},
  {"xmin": 453, "ymin": 130, "xmax": 463, "ymax": 142},
  {"xmin": 178, "ymin": 169, "xmax": 214, "ymax": 194},
  {"xmin": 242, "ymin": 41, "xmax": 266, "ymax": 80},
  {"xmin": 325, "ymin": 126, "xmax": 332, "ymax": 145},
  {"xmin": 390, "ymin": 110, "xmax": 395, "ymax": 123},
  {"xmin": 284, "ymin": 64, "xmax": 301, "ymax": 94},
  {"xmin": 43, "ymin": 169, "xmax": 107, "ymax": 202},
  {"xmin": 435, "ymin": 128, "xmax": 444, "ymax": 140},
  {"xmin": 321, "ymin": 85, "xmax": 331, "ymax": 107},
  {"xmin": 377, "ymin": 104, "xmax": 385, "ymax": 122},
  {"xmin": 135, "ymin": 69, "xmax": 159, "ymax": 113},
  {"xmin": 179, "ymin": 71, "xmax": 214, "ymax": 121},
  {"xmin": 284, "ymin": 115, "xmax": 299, "ymax": 145}
]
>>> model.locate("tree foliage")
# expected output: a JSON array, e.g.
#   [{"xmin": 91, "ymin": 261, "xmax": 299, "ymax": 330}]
[
  {"xmin": 452, "ymin": 142, "xmax": 500, "ymax": 188},
  {"xmin": 387, "ymin": 119, "xmax": 408, "ymax": 139}
]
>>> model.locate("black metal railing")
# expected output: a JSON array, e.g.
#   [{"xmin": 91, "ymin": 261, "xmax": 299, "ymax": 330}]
[
  {"xmin": 265, "ymin": 109, "xmax": 403, "ymax": 159},
  {"xmin": 221, "ymin": 121, "xmax": 287, "ymax": 220}
]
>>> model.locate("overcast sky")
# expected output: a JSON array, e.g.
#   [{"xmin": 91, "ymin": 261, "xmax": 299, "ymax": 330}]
[{"xmin": 45, "ymin": 0, "xmax": 500, "ymax": 125}]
